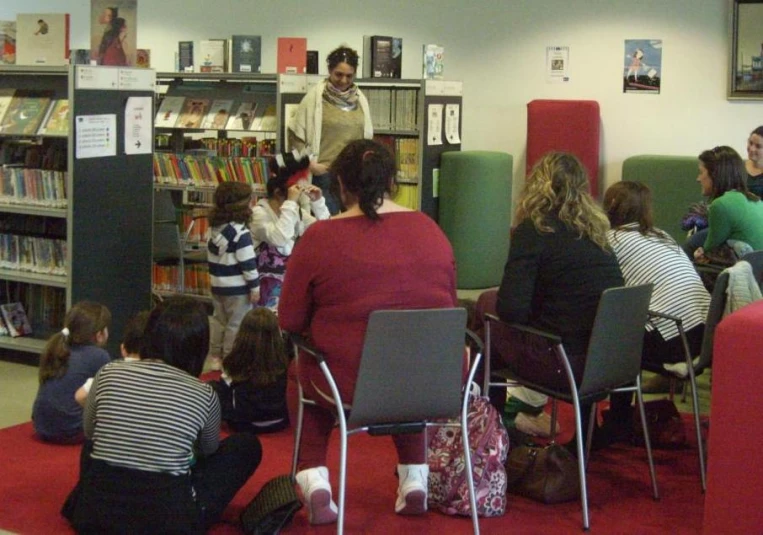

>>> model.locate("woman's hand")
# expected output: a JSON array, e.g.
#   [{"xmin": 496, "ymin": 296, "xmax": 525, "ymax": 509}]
[
  {"xmin": 310, "ymin": 161, "xmax": 329, "ymax": 176},
  {"xmin": 301, "ymin": 184, "xmax": 323, "ymax": 201}
]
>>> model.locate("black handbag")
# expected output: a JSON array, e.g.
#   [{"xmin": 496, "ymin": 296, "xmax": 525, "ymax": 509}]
[
  {"xmin": 240, "ymin": 474, "xmax": 302, "ymax": 535},
  {"xmin": 505, "ymin": 443, "xmax": 580, "ymax": 504}
]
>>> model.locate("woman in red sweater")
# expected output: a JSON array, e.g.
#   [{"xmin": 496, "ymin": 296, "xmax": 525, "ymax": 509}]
[{"xmin": 279, "ymin": 139, "xmax": 457, "ymax": 524}]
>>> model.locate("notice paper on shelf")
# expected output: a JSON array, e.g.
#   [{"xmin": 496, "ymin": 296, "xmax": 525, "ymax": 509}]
[
  {"xmin": 427, "ymin": 104, "xmax": 443, "ymax": 146},
  {"xmin": 124, "ymin": 97, "xmax": 152, "ymax": 155},
  {"xmin": 75, "ymin": 114, "xmax": 117, "ymax": 159},
  {"xmin": 445, "ymin": 104, "xmax": 461, "ymax": 144}
]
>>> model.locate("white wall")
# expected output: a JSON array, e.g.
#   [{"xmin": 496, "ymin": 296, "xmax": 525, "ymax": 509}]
[{"xmin": 3, "ymin": 0, "xmax": 761, "ymax": 196}]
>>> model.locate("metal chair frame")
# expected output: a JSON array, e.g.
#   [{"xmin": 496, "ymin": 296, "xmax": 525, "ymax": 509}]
[{"xmin": 289, "ymin": 308, "xmax": 483, "ymax": 535}]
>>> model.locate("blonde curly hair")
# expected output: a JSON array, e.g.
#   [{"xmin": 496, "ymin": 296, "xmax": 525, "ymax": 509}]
[{"xmin": 515, "ymin": 152, "xmax": 611, "ymax": 250}]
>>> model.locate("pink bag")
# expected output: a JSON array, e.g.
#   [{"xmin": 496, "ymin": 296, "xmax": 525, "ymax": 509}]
[{"xmin": 427, "ymin": 396, "xmax": 509, "ymax": 517}]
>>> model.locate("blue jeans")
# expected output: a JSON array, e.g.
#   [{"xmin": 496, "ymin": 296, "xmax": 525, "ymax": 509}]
[
  {"xmin": 312, "ymin": 172, "xmax": 340, "ymax": 215},
  {"xmin": 682, "ymin": 228, "xmax": 708, "ymax": 258}
]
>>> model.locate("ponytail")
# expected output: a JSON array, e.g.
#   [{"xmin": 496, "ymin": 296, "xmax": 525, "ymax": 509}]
[{"xmin": 330, "ymin": 139, "xmax": 396, "ymax": 220}]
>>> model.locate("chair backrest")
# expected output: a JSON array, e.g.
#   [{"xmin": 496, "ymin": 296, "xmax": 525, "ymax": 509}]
[
  {"xmin": 347, "ymin": 308, "xmax": 468, "ymax": 429},
  {"xmin": 579, "ymin": 284, "xmax": 653, "ymax": 396},
  {"xmin": 741, "ymin": 250, "xmax": 763, "ymax": 290},
  {"xmin": 697, "ymin": 270, "xmax": 730, "ymax": 370}
]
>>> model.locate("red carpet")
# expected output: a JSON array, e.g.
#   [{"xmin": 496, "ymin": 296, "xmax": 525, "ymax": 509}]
[{"xmin": 0, "ymin": 375, "xmax": 705, "ymax": 534}]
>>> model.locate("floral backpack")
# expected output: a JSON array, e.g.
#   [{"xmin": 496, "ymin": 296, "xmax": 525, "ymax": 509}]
[{"xmin": 427, "ymin": 395, "xmax": 509, "ymax": 517}]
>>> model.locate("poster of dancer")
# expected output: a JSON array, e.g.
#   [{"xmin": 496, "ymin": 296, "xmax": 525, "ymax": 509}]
[
  {"xmin": 90, "ymin": 0, "xmax": 137, "ymax": 66},
  {"xmin": 623, "ymin": 39, "xmax": 662, "ymax": 94}
]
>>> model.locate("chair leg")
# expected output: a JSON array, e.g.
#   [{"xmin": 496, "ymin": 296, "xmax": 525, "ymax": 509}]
[
  {"xmin": 571, "ymin": 396, "xmax": 590, "ymax": 530},
  {"xmin": 635, "ymin": 377, "xmax": 660, "ymax": 500},
  {"xmin": 685, "ymin": 366, "xmax": 707, "ymax": 492},
  {"xmin": 584, "ymin": 403, "xmax": 597, "ymax": 466},
  {"xmin": 462, "ymin": 400, "xmax": 480, "ymax": 534},
  {"xmin": 291, "ymin": 388, "xmax": 306, "ymax": 479},
  {"xmin": 549, "ymin": 398, "xmax": 559, "ymax": 444}
]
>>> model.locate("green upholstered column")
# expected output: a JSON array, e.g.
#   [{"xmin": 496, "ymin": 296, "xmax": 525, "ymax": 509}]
[
  {"xmin": 621, "ymin": 155, "xmax": 703, "ymax": 242},
  {"xmin": 439, "ymin": 151, "xmax": 512, "ymax": 289}
]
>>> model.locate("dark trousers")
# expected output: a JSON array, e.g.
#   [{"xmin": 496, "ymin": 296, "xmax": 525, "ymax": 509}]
[
  {"xmin": 312, "ymin": 172, "xmax": 341, "ymax": 215},
  {"xmin": 63, "ymin": 433, "xmax": 262, "ymax": 533}
]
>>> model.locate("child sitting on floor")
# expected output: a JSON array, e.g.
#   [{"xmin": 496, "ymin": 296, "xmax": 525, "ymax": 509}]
[
  {"xmin": 75, "ymin": 310, "xmax": 149, "ymax": 407},
  {"xmin": 211, "ymin": 307, "xmax": 290, "ymax": 433},
  {"xmin": 32, "ymin": 301, "xmax": 112, "ymax": 444}
]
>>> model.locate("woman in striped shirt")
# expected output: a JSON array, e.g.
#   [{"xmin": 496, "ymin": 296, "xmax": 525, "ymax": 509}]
[
  {"xmin": 602, "ymin": 181, "xmax": 710, "ymax": 443},
  {"xmin": 63, "ymin": 297, "xmax": 262, "ymax": 534}
]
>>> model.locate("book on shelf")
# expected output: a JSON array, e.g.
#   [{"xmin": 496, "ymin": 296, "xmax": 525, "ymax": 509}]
[
  {"xmin": 201, "ymin": 99, "xmax": 234, "ymax": 130},
  {"xmin": 155, "ymin": 96, "xmax": 185, "ymax": 128},
  {"xmin": 229, "ymin": 35, "xmax": 261, "ymax": 73},
  {"xmin": 0, "ymin": 93, "xmax": 53, "ymax": 136},
  {"xmin": 0, "ymin": 89, "xmax": 15, "ymax": 127},
  {"xmin": 306, "ymin": 50, "xmax": 319, "ymax": 74},
  {"xmin": 423, "ymin": 44, "xmax": 444, "ymax": 80},
  {"xmin": 0, "ymin": 21, "xmax": 16, "ymax": 64},
  {"xmin": 177, "ymin": 99, "xmax": 211, "ymax": 129},
  {"xmin": 363, "ymin": 35, "xmax": 402, "ymax": 78},
  {"xmin": 226, "ymin": 102, "xmax": 258, "ymax": 130},
  {"xmin": 90, "ymin": 0, "xmax": 137, "ymax": 66},
  {"xmin": 277, "ymin": 37, "xmax": 306, "ymax": 74},
  {"xmin": 15, "ymin": 13, "xmax": 70, "ymax": 66},
  {"xmin": 178, "ymin": 40, "xmax": 193, "ymax": 72},
  {"xmin": 0, "ymin": 302, "xmax": 33, "ymax": 337},
  {"xmin": 37, "ymin": 99, "xmax": 69, "ymax": 136},
  {"xmin": 199, "ymin": 39, "xmax": 227, "ymax": 73},
  {"xmin": 251, "ymin": 104, "xmax": 276, "ymax": 132},
  {"xmin": 136, "ymin": 48, "xmax": 150, "ymax": 68},
  {"xmin": 69, "ymin": 48, "xmax": 91, "ymax": 65}
]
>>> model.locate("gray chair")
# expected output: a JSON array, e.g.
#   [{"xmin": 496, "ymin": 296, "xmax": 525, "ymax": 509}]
[
  {"xmin": 644, "ymin": 255, "xmax": 763, "ymax": 492},
  {"xmin": 289, "ymin": 308, "xmax": 482, "ymax": 535},
  {"xmin": 483, "ymin": 284, "xmax": 658, "ymax": 531}
]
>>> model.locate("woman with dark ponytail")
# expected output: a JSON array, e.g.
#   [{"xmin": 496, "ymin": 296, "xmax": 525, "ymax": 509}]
[{"xmin": 279, "ymin": 139, "xmax": 458, "ymax": 524}]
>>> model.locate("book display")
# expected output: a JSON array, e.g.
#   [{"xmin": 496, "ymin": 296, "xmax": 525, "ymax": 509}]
[
  {"xmin": 199, "ymin": 39, "xmax": 227, "ymax": 73},
  {"xmin": 15, "ymin": 13, "xmax": 70, "ymax": 66},
  {"xmin": 277, "ymin": 37, "xmax": 306, "ymax": 74},
  {"xmin": 0, "ymin": 21, "xmax": 16, "ymax": 65},
  {"xmin": 363, "ymin": 35, "xmax": 403, "ymax": 79},
  {"xmin": 178, "ymin": 41, "xmax": 193, "ymax": 71},
  {"xmin": 423, "ymin": 44, "xmax": 444, "ymax": 80},
  {"xmin": 0, "ymin": 64, "xmax": 153, "ymax": 356},
  {"xmin": 229, "ymin": 35, "xmax": 261, "ymax": 74},
  {"xmin": 153, "ymin": 71, "xmax": 279, "ymax": 299}
]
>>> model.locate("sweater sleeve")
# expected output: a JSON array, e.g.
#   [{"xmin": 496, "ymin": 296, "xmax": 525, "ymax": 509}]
[
  {"xmin": 235, "ymin": 231, "xmax": 260, "ymax": 289},
  {"xmin": 250, "ymin": 201, "xmax": 300, "ymax": 247},
  {"xmin": 495, "ymin": 221, "xmax": 543, "ymax": 324},
  {"xmin": 703, "ymin": 196, "xmax": 732, "ymax": 250},
  {"xmin": 197, "ymin": 386, "xmax": 221, "ymax": 456}
]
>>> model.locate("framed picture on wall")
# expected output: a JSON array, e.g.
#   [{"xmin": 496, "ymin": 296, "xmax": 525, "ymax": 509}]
[{"xmin": 729, "ymin": 0, "xmax": 763, "ymax": 99}]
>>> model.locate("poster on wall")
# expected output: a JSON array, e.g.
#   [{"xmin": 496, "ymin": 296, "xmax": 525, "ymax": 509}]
[
  {"xmin": 546, "ymin": 46, "xmax": 570, "ymax": 83},
  {"xmin": 623, "ymin": 39, "xmax": 661, "ymax": 94},
  {"xmin": 90, "ymin": 0, "xmax": 137, "ymax": 66}
]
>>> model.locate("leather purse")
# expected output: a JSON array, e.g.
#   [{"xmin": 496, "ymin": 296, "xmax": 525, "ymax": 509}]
[
  {"xmin": 240, "ymin": 474, "xmax": 302, "ymax": 534},
  {"xmin": 505, "ymin": 443, "xmax": 580, "ymax": 504}
]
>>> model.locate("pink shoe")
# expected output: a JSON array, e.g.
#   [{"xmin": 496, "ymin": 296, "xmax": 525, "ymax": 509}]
[
  {"xmin": 295, "ymin": 466, "xmax": 338, "ymax": 525},
  {"xmin": 395, "ymin": 464, "xmax": 429, "ymax": 515}
]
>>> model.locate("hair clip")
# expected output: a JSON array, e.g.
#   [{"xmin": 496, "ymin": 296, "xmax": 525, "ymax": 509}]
[{"xmin": 61, "ymin": 327, "xmax": 70, "ymax": 337}]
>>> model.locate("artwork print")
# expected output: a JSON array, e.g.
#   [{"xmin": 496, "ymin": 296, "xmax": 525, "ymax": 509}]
[{"xmin": 623, "ymin": 39, "xmax": 662, "ymax": 94}]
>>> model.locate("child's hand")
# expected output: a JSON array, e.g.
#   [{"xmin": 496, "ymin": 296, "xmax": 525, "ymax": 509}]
[
  {"xmin": 301, "ymin": 184, "xmax": 323, "ymax": 202},
  {"xmin": 286, "ymin": 184, "xmax": 302, "ymax": 202}
]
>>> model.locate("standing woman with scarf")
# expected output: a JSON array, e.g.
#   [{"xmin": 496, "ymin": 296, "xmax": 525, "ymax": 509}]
[{"xmin": 288, "ymin": 45, "xmax": 374, "ymax": 214}]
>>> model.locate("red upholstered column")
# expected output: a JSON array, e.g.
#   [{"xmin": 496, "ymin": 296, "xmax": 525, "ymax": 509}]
[
  {"xmin": 703, "ymin": 300, "xmax": 763, "ymax": 534},
  {"xmin": 526, "ymin": 100, "xmax": 601, "ymax": 198}
]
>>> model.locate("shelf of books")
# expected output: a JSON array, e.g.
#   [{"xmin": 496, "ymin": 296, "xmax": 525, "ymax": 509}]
[
  {"xmin": 151, "ymin": 72, "xmax": 278, "ymax": 301},
  {"xmin": 0, "ymin": 65, "xmax": 155, "ymax": 357}
]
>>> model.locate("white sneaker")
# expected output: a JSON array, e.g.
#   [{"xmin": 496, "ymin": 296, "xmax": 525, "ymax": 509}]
[
  {"xmin": 295, "ymin": 466, "xmax": 338, "ymax": 525},
  {"xmin": 207, "ymin": 356, "xmax": 222, "ymax": 371},
  {"xmin": 662, "ymin": 357, "xmax": 700, "ymax": 378},
  {"xmin": 395, "ymin": 464, "xmax": 428, "ymax": 514},
  {"xmin": 515, "ymin": 411, "xmax": 561, "ymax": 438}
]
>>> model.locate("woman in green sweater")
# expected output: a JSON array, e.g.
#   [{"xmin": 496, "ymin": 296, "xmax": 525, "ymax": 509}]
[{"xmin": 693, "ymin": 145, "xmax": 763, "ymax": 263}]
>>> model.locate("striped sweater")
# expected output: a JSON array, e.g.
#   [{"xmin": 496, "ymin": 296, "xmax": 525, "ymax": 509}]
[
  {"xmin": 607, "ymin": 225, "xmax": 710, "ymax": 340},
  {"xmin": 84, "ymin": 360, "xmax": 221, "ymax": 475},
  {"xmin": 207, "ymin": 221, "xmax": 260, "ymax": 296}
]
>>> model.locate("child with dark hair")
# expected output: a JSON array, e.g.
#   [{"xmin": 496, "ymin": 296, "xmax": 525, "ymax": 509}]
[
  {"xmin": 207, "ymin": 181, "xmax": 260, "ymax": 368},
  {"xmin": 211, "ymin": 307, "xmax": 290, "ymax": 433},
  {"xmin": 250, "ymin": 151, "xmax": 330, "ymax": 311},
  {"xmin": 32, "ymin": 301, "xmax": 112, "ymax": 444}
]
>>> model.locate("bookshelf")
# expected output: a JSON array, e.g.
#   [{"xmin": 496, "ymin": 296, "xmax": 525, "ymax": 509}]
[
  {"xmin": 278, "ymin": 75, "xmax": 463, "ymax": 219},
  {"xmin": 0, "ymin": 65, "xmax": 154, "ymax": 357},
  {"xmin": 152, "ymin": 72, "xmax": 277, "ymax": 299}
]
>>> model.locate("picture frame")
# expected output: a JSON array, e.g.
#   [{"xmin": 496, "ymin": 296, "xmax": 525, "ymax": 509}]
[{"xmin": 729, "ymin": 0, "xmax": 763, "ymax": 99}]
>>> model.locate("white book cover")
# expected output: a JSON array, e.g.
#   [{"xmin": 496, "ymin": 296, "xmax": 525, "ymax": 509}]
[
  {"xmin": 199, "ymin": 39, "xmax": 226, "ymax": 73},
  {"xmin": 0, "ymin": 89, "xmax": 15, "ymax": 126},
  {"xmin": 252, "ymin": 103, "xmax": 276, "ymax": 132},
  {"xmin": 155, "ymin": 96, "xmax": 185, "ymax": 128},
  {"xmin": 226, "ymin": 102, "xmax": 257, "ymax": 130},
  {"xmin": 15, "ymin": 13, "xmax": 69, "ymax": 66},
  {"xmin": 201, "ymin": 99, "xmax": 234, "ymax": 130},
  {"xmin": 0, "ymin": 302, "xmax": 33, "ymax": 337}
]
